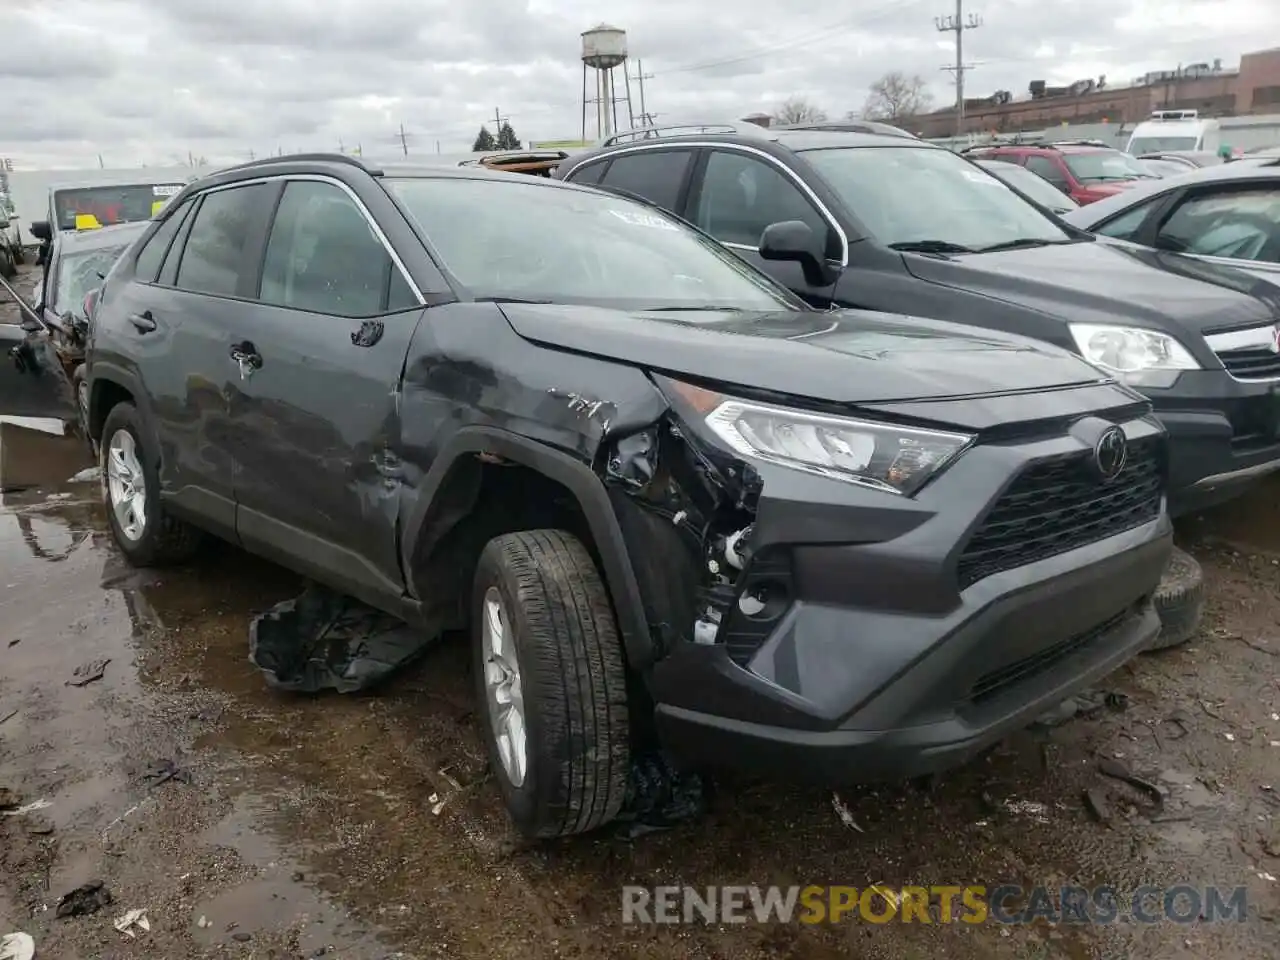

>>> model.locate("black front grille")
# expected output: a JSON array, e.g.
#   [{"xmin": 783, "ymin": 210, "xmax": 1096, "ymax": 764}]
[
  {"xmin": 1216, "ymin": 347, "xmax": 1280, "ymax": 380},
  {"xmin": 956, "ymin": 435, "xmax": 1163, "ymax": 589},
  {"xmin": 969, "ymin": 608, "xmax": 1132, "ymax": 703}
]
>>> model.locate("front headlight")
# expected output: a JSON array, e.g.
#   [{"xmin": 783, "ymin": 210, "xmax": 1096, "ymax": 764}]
[
  {"xmin": 1068, "ymin": 323, "xmax": 1200, "ymax": 388},
  {"xmin": 695, "ymin": 396, "xmax": 973, "ymax": 496}
]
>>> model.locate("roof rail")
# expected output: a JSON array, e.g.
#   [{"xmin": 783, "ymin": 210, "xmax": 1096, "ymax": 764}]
[
  {"xmin": 213, "ymin": 152, "xmax": 380, "ymax": 177},
  {"xmin": 599, "ymin": 122, "xmax": 770, "ymax": 147},
  {"xmin": 1044, "ymin": 138, "xmax": 1111, "ymax": 148},
  {"xmin": 772, "ymin": 120, "xmax": 919, "ymax": 140}
]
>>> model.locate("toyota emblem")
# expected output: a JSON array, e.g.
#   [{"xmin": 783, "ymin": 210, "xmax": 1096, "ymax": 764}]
[{"xmin": 1094, "ymin": 426, "xmax": 1128, "ymax": 481}]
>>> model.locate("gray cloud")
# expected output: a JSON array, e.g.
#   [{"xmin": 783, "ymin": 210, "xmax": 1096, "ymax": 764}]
[{"xmin": 0, "ymin": 0, "xmax": 1274, "ymax": 168}]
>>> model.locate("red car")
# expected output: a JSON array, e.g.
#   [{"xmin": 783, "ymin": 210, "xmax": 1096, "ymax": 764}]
[{"xmin": 963, "ymin": 142, "xmax": 1160, "ymax": 205}]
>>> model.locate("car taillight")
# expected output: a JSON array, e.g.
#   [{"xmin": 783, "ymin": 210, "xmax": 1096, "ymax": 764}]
[{"xmin": 83, "ymin": 289, "xmax": 98, "ymax": 319}]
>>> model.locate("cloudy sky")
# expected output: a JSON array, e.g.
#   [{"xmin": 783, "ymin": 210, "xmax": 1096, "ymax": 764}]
[{"xmin": 2, "ymin": 0, "xmax": 1277, "ymax": 169}]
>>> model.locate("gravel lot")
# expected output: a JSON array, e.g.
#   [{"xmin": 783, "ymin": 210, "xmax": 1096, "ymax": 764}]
[{"xmin": 1, "ymin": 263, "xmax": 1278, "ymax": 959}]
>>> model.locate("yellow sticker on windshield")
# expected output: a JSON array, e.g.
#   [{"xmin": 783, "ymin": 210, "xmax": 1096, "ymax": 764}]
[
  {"xmin": 151, "ymin": 199, "xmax": 165, "ymax": 216},
  {"xmin": 74, "ymin": 214, "xmax": 102, "ymax": 230}
]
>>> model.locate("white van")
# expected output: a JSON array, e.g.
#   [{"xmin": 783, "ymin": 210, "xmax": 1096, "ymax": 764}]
[{"xmin": 1125, "ymin": 110, "xmax": 1222, "ymax": 155}]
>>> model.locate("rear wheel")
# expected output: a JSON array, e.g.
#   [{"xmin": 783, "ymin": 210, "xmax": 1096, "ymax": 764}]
[
  {"xmin": 472, "ymin": 529, "xmax": 630, "ymax": 838},
  {"xmin": 100, "ymin": 402, "xmax": 203, "ymax": 566}
]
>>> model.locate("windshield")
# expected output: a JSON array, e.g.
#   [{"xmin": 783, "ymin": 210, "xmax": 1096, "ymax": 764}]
[
  {"xmin": 384, "ymin": 178, "xmax": 798, "ymax": 311},
  {"xmin": 979, "ymin": 162, "xmax": 1078, "ymax": 211},
  {"xmin": 53, "ymin": 183, "xmax": 183, "ymax": 230},
  {"xmin": 1062, "ymin": 151, "xmax": 1156, "ymax": 182},
  {"xmin": 1127, "ymin": 135, "xmax": 1199, "ymax": 155},
  {"xmin": 53, "ymin": 245, "xmax": 130, "ymax": 315},
  {"xmin": 802, "ymin": 146, "xmax": 1072, "ymax": 249}
]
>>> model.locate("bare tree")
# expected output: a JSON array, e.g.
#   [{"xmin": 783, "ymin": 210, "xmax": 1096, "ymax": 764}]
[
  {"xmin": 774, "ymin": 97, "xmax": 827, "ymax": 125},
  {"xmin": 860, "ymin": 72, "xmax": 933, "ymax": 123}
]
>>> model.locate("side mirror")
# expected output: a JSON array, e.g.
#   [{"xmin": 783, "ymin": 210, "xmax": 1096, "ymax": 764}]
[
  {"xmin": 30, "ymin": 220, "xmax": 52, "ymax": 242},
  {"xmin": 759, "ymin": 220, "xmax": 837, "ymax": 287}
]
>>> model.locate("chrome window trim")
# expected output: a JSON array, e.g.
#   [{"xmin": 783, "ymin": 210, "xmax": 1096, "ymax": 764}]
[
  {"xmin": 567, "ymin": 141, "xmax": 850, "ymax": 267},
  {"xmin": 199, "ymin": 173, "xmax": 425, "ymax": 304}
]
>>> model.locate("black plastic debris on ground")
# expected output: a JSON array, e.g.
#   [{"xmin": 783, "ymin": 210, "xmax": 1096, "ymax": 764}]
[
  {"xmin": 65, "ymin": 658, "xmax": 109, "ymax": 687},
  {"xmin": 56, "ymin": 881, "xmax": 112, "ymax": 918},
  {"xmin": 143, "ymin": 759, "xmax": 192, "ymax": 787},
  {"xmin": 615, "ymin": 751, "xmax": 707, "ymax": 840},
  {"xmin": 249, "ymin": 583, "xmax": 430, "ymax": 694}
]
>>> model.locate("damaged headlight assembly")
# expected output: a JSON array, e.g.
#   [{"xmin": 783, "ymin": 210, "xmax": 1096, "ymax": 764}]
[{"xmin": 666, "ymin": 381, "xmax": 973, "ymax": 496}]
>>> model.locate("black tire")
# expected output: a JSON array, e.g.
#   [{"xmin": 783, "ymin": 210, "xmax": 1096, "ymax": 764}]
[
  {"xmin": 12, "ymin": 243, "xmax": 24, "ymax": 266},
  {"xmin": 472, "ymin": 529, "xmax": 630, "ymax": 839},
  {"xmin": 72, "ymin": 364, "xmax": 97, "ymax": 460},
  {"xmin": 1146, "ymin": 546, "xmax": 1205, "ymax": 651},
  {"xmin": 99, "ymin": 401, "xmax": 203, "ymax": 566},
  {"xmin": 0, "ymin": 245, "xmax": 14, "ymax": 279}
]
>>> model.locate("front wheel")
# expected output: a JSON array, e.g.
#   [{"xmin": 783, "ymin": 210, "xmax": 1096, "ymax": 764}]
[
  {"xmin": 100, "ymin": 401, "xmax": 203, "ymax": 566},
  {"xmin": 472, "ymin": 529, "xmax": 631, "ymax": 839}
]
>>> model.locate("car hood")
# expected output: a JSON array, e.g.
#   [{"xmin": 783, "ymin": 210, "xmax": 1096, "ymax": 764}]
[
  {"xmin": 902, "ymin": 238, "xmax": 1280, "ymax": 334},
  {"xmin": 499, "ymin": 303, "xmax": 1111, "ymax": 406},
  {"xmin": 1078, "ymin": 180, "xmax": 1145, "ymax": 197}
]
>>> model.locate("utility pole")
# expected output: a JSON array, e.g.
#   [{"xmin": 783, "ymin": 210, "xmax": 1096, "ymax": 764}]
[
  {"xmin": 338, "ymin": 137, "xmax": 345, "ymax": 154},
  {"xmin": 936, "ymin": 1, "xmax": 982, "ymax": 138},
  {"xmin": 633, "ymin": 59, "xmax": 655, "ymax": 126},
  {"xmin": 397, "ymin": 123, "xmax": 410, "ymax": 156}
]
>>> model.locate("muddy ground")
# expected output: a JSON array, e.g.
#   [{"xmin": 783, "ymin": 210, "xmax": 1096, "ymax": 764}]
[{"xmin": 2, "ymin": 265, "xmax": 1279, "ymax": 959}]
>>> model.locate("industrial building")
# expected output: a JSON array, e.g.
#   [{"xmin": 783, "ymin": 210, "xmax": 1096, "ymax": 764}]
[{"xmin": 910, "ymin": 45, "xmax": 1280, "ymax": 138}]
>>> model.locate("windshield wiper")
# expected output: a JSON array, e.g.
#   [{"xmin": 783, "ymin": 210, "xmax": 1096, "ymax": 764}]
[
  {"xmin": 976, "ymin": 237, "xmax": 1076, "ymax": 253},
  {"xmin": 887, "ymin": 240, "xmax": 974, "ymax": 254},
  {"xmin": 638, "ymin": 305, "xmax": 743, "ymax": 312},
  {"xmin": 472, "ymin": 296, "xmax": 554, "ymax": 304}
]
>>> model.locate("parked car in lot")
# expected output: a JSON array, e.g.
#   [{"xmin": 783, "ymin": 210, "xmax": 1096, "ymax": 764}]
[
  {"xmin": 1060, "ymin": 157, "xmax": 1280, "ymax": 283},
  {"xmin": 1136, "ymin": 150, "xmax": 1228, "ymax": 171},
  {"xmin": 74, "ymin": 153, "xmax": 1173, "ymax": 837},
  {"xmin": 974, "ymin": 158, "xmax": 1079, "ymax": 215},
  {"xmin": 960, "ymin": 141, "xmax": 1159, "ymax": 205},
  {"xmin": 29, "ymin": 177, "xmax": 187, "ymax": 265},
  {"xmin": 554, "ymin": 123, "xmax": 1280, "ymax": 530},
  {"xmin": 32, "ymin": 220, "xmax": 150, "ymax": 441}
]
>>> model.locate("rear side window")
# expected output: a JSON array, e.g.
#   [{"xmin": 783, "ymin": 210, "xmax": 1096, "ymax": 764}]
[
  {"xmin": 1025, "ymin": 155, "xmax": 1069, "ymax": 187},
  {"xmin": 568, "ymin": 161, "xmax": 608, "ymax": 185},
  {"xmin": 174, "ymin": 184, "xmax": 267, "ymax": 298},
  {"xmin": 260, "ymin": 180, "xmax": 414, "ymax": 317},
  {"xmin": 133, "ymin": 198, "xmax": 193, "ymax": 283},
  {"xmin": 1095, "ymin": 198, "xmax": 1162, "ymax": 241},
  {"xmin": 597, "ymin": 151, "xmax": 691, "ymax": 209}
]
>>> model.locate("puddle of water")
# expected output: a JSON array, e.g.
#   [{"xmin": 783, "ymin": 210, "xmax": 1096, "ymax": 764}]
[{"xmin": 194, "ymin": 792, "xmax": 393, "ymax": 955}]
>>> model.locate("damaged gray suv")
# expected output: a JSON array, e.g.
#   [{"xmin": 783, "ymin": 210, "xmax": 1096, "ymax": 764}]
[{"xmin": 82, "ymin": 154, "xmax": 1174, "ymax": 838}]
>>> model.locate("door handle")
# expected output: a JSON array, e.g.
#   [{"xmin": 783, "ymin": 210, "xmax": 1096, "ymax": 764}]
[
  {"xmin": 129, "ymin": 311, "xmax": 156, "ymax": 333},
  {"xmin": 229, "ymin": 341, "xmax": 262, "ymax": 380}
]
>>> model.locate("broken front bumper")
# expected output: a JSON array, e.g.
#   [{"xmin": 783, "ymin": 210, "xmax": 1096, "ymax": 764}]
[
  {"xmin": 1, "ymin": 321, "xmax": 78, "ymax": 422},
  {"xmin": 645, "ymin": 415, "xmax": 1172, "ymax": 785}
]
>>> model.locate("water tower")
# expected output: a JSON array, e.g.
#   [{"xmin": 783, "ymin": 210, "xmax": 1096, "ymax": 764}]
[{"xmin": 581, "ymin": 24, "xmax": 635, "ymax": 140}]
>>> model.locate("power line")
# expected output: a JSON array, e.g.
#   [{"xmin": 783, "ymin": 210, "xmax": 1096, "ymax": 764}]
[
  {"xmin": 936, "ymin": 1, "xmax": 983, "ymax": 137},
  {"xmin": 657, "ymin": 0, "xmax": 929, "ymax": 75}
]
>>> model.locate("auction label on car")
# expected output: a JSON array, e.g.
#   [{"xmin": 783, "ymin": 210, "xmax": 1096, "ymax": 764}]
[{"xmin": 152, "ymin": 185, "xmax": 181, "ymax": 196}]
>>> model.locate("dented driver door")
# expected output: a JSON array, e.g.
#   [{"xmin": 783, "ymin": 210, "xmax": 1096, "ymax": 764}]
[{"xmin": 229, "ymin": 178, "xmax": 425, "ymax": 613}]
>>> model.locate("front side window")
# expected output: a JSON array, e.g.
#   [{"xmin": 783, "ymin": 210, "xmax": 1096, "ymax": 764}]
[
  {"xmin": 596, "ymin": 150, "xmax": 691, "ymax": 209},
  {"xmin": 1062, "ymin": 151, "xmax": 1158, "ymax": 183},
  {"xmin": 174, "ymin": 184, "xmax": 267, "ymax": 297},
  {"xmin": 1154, "ymin": 187, "xmax": 1280, "ymax": 262},
  {"xmin": 385, "ymin": 177, "xmax": 797, "ymax": 312},
  {"xmin": 803, "ymin": 146, "xmax": 1072, "ymax": 251},
  {"xmin": 694, "ymin": 150, "xmax": 833, "ymax": 253},
  {"xmin": 1024, "ymin": 155, "xmax": 1070, "ymax": 187},
  {"xmin": 260, "ymin": 180, "xmax": 415, "ymax": 317}
]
